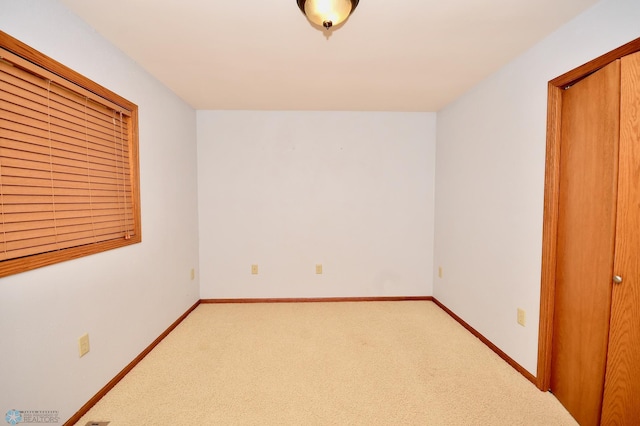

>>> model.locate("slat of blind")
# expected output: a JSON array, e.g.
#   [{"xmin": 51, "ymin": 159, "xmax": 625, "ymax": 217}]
[
  {"xmin": 3, "ymin": 219, "xmax": 54, "ymax": 233},
  {"xmin": 82, "ymin": 211, "xmax": 129, "ymax": 222},
  {"xmin": 0, "ymin": 95, "xmax": 128, "ymax": 158},
  {"xmin": 1, "ymin": 72, "xmax": 129, "ymax": 133},
  {"xmin": 0, "ymin": 227, "xmax": 135, "ymax": 260},
  {"xmin": 1, "ymin": 98, "xmax": 125, "ymax": 145},
  {"xmin": 0, "ymin": 67, "xmax": 128, "ymax": 136},
  {"xmin": 0, "ymin": 158, "xmax": 127, "ymax": 190},
  {"xmin": 1, "ymin": 127, "xmax": 130, "ymax": 164},
  {"xmin": 55, "ymin": 229, "xmax": 97, "ymax": 243},
  {"xmin": 2, "ymin": 213, "xmax": 109, "ymax": 230},
  {"xmin": 1, "ymin": 185, "xmax": 53, "ymax": 196},
  {"xmin": 6, "ymin": 226, "xmax": 60, "ymax": 242},
  {"xmin": 47, "ymin": 83, "xmax": 131, "ymax": 135},
  {"xmin": 0, "ymin": 78, "xmax": 127, "ymax": 132},
  {"xmin": 1, "ymin": 202, "xmax": 52, "ymax": 213},
  {"xmin": 17, "ymin": 210, "xmax": 92, "ymax": 226},
  {"xmin": 6, "ymin": 234, "xmax": 58, "ymax": 251},
  {"xmin": 5, "ymin": 232, "xmax": 120, "ymax": 259},
  {"xmin": 0, "ymin": 71, "xmax": 131, "ymax": 140},
  {"xmin": 0, "ymin": 58, "xmax": 130, "ymax": 118},
  {"xmin": 2, "ymin": 194, "xmax": 129, "ymax": 206},
  {"xmin": 2, "ymin": 210, "xmax": 53, "ymax": 223},
  {"xmin": 0, "ymin": 198, "xmax": 126, "ymax": 224},
  {"xmin": 40, "ymin": 209, "xmax": 121, "ymax": 220},
  {"xmin": 4, "ymin": 191, "xmax": 130, "ymax": 209},
  {"xmin": 94, "ymin": 228, "xmax": 133, "ymax": 239},
  {"xmin": 3, "ymin": 113, "xmax": 111, "ymax": 156},
  {"xmin": 0, "ymin": 89, "xmax": 129, "ymax": 155},
  {"xmin": 3, "ymin": 242, "xmax": 59, "ymax": 260},
  {"xmin": 0, "ymin": 48, "xmax": 131, "ymax": 116},
  {"xmin": 1, "ymin": 109, "xmax": 131, "ymax": 157},
  {"xmin": 1, "ymin": 157, "xmax": 130, "ymax": 182},
  {"xmin": 3, "ymin": 176, "xmax": 121, "ymax": 198},
  {"xmin": 0, "ymin": 175, "xmax": 125, "ymax": 192},
  {"xmin": 1, "ymin": 146, "xmax": 128, "ymax": 174},
  {"xmin": 1, "ymin": 134, "xmax": 128, "ymax": 166},
  {"xmin": 6, "ymin": 220, "xmax": 132, "ymax": 245},
  {"xmin": 1, "ymin": 141, "xmax": 128, "ymax": 175},
  {"xmin": 1, "ymin": 165, "xmax": 129, "ymax": 187},
  {"xmin": 0, "ymin": 120, "xmax": 129, "ymax": 167},
  {"xmin": 0, "ymin": 204, "xmax": 130, "ymax": 218}
]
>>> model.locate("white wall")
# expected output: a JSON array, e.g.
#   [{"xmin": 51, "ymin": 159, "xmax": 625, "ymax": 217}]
[
  {"xmin": 198, "ymin": 111, "xmax": 435, "ymax": 299},
  {"xmin": 433, "ymin": 0, "xmax": 640, "ymax": 375},
  {"xmin": 0, "ymin": 1, "xmax": 200, "ymax": 423}
]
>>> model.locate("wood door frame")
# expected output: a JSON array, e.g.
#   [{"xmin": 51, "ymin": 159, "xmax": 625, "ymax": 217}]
[{"xmin": 537, "ymin": 37, "xmax": 640, "ymax": 392}]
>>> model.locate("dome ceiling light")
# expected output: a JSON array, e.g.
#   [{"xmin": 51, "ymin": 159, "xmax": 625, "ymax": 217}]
[{"xmin": 296, "ymin": 0, "xmax": 360, "ymax": 30}]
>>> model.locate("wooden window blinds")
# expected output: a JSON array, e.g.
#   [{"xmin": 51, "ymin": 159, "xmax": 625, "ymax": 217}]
[{"xmin": 0, "ymin": 31, "xmax": 141, "ymax": 278}]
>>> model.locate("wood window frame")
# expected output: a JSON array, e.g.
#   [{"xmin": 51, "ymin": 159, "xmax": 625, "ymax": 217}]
[
  {"xmin": 0, "ymin": 30, "xmax": 141, "ymax": 277},
  {"xmin": 537, "ymin": 37, "xmax": 640, "ymax": 391}
]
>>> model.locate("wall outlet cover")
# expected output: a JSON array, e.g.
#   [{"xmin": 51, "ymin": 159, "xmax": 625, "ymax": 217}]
[
  {"xmin": 517, "ymin": 308, "xmax": 526, "ymax": 327},
  {"xmin": 78, "ymin": 333, "xmax": 90, "ymax": 357}
]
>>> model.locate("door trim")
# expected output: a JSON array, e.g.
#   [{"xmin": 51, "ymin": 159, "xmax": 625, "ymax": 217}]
[{"xmin": 537, "ymin": 37, "xmax": 640, "ymax": 392}]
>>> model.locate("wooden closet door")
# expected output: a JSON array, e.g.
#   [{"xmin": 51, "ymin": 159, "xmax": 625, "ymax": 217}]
[
  {"xmin": 550, "ymin": 59, "xmax": 621, "ymax": 426},
  {"xmin": 601, "ymin": 50, "xmax": 640, "ymax": 425}
]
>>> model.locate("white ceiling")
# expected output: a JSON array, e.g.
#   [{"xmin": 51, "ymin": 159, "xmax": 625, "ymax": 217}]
[{"xmin": 60, "ymin": 0, "xmax": 599, "ymax": 112}]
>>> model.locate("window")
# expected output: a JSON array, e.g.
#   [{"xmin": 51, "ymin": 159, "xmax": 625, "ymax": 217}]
[{"xmin": 0, "ymin": 31, "xmax": 141, "ymax": 278}]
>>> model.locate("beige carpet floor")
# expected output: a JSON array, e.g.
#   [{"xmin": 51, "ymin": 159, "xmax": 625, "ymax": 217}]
[{"xmin": 73, "ymin": 301, "xmax": 577, "ymax": 425}]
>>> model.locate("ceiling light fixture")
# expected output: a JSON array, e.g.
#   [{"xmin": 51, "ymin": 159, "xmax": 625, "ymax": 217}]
[{"xmin": 297, "ymin": 0, "xmax": 359, "ymax": 30}]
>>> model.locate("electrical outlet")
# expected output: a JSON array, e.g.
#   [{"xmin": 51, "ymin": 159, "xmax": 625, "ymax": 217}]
[
  {"xmin": 251, "ymin": 264, "xmax": 258, "ymax": 275},
  {"xmin": 190, "ymin": 268, "xmax": 195, "ymax": 280},
  {"xmin": 316, "ymin": 264, "xmax": 323, "ymax": 274},
  {"xmin": 438, "ymin": 266, "xmax": 443, "ymax": 278},
  {"xmin": 78, "ymin": 333, "xmax": 90, "ymax": 357},
  {"xmin": 517, "ymin": 308, "xmax": 526, "ymax": 327}
]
